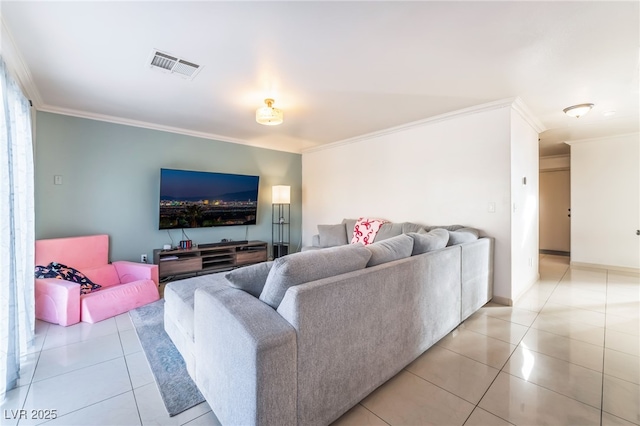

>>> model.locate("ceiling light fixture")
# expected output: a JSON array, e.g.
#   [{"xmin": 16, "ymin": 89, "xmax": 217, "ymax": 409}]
[
  {"xmin": 563, "ymin": 103, "xmax": 594, "ymax": 118},
  {"xmin": 256, "ymin": 98, "xmax": 284, "ymax": 126}
]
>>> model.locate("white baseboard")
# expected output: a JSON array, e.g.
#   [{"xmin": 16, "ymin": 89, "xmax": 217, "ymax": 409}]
[
  {"xmin": 570, "ymin": 261, "xmax": 640, "ymax": 274},
  {"xmin": 491, "ymin": 295, "xmax": 512, "ymax": 306},
  {"xmin": 491, "ymin": 272, "xmax": 541, "ymax": 307}
]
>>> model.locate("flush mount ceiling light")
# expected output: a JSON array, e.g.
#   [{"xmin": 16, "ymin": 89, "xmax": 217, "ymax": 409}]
[
  {"xmin": 256, "ymin": 99, "xmax": 284, "ymax": 126},
  {"xmin": 563, "ymin": 103, "xmax": 594, "ymax": 118}
]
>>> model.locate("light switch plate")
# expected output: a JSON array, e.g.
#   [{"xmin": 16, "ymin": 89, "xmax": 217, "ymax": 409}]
[{"xmin": 54, "ymin": 175, "xmax": 63, "ymax": 185}]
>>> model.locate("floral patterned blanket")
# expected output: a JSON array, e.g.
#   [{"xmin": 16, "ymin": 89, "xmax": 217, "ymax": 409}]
[{"xmin": 34, "ymin": 262, "xmax": 102, "ymax": 294}]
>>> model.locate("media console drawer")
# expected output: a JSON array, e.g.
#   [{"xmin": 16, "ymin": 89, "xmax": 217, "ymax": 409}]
[
  {"xmin": 236, "ymin": 249, "xmax": 267, "ymax": 265},
  {"xmin": 160, "ymin": 257, "xmax": 202, "ymax": 275}
]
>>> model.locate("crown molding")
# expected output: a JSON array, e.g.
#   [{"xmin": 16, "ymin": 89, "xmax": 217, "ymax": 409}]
[
  {"xmin": 37, "ymin": 104, "xmax": 301, "ymax": 154},
  {"xmin": 0, "ymin": 17, "xmax": 43, "ymax": 107},
  {"xmin": 539, "ymin": 153, "xmax": 570, "ymax": 160},
  {"xmin": 303, "ymin": 97, "xmax": 546, "ymax": 154},
  {"xmin": 512, "ymin": 96, "xmax": 546, "ymax": 134},
  {"xmin": 564, "ymin": 132, "xmax": 640, "ymax": 145}
]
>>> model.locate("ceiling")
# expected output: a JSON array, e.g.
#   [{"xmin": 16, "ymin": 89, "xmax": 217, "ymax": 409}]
[{"xmin": 1, "ymin": 1, "xmax": 638, "ymax": 155}]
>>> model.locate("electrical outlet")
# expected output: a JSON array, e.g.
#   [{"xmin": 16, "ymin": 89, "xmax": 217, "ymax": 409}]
[{"xmin": 141, "ymin": 254, "xmax": 148, "ymax": 263}]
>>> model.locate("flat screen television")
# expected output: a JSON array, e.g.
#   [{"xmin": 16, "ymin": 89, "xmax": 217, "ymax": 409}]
[{"xmin": 159, "ymin": 168, "xmax": 259, "ymax": 229}]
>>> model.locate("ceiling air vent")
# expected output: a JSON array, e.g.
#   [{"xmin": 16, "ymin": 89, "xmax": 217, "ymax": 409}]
[{"xmin": 147, "ymin": 50, "xmax": 202, "ymax": 80}]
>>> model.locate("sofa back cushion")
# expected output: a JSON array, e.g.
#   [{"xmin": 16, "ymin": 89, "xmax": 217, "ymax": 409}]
[
  {"xmin": 447, "ymin": 227, "xmax": 480, "ymax": 246},
  {"xmin": 317, "ymin": 224, "xmax": 348, "ymax": 247},
  {"xmin": 425, "ymin": 224, "xmax": 464, "ymax": 232},
  {"xmin": 342, "ymin": 218, "xmax": 357, "ymax": 239},
  {"xmin": 401, "ymin": 222, "xmax": 427, "ymax": 234},
  {"xmin": 225, "ymin": 261, "xmax": 274, "ymax": 298},
  {"xmin": 83, "ymin": 264, "xmax": 121, "ymax": 288},
  {"xmin": 408, "ymin": 229, "xmax": 450, "ymax": 255},
  {"xmin": 373, "ymin": 222, "xmax": 404, "ymax": 242},
  {"xmin": 366, "ymin": 234, "xmax": 414, "ymax": 267},
  {"xmin": 259, "ymin": 244, "xmax": 372, "ymax": 309},
  {"xmin": 35, "ymin": 234, "xmax": 110, "ymax": 270}
]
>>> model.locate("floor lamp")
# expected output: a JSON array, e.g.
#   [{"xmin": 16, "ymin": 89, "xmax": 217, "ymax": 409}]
[{"xmin": 272, "ymin": 185, "xmax": 290, "ymax": 259}]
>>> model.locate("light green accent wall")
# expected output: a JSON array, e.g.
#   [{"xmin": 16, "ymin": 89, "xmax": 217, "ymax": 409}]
[{"xmin": 35, "ymin": 112, "xmax": 302, "ymax": 262}]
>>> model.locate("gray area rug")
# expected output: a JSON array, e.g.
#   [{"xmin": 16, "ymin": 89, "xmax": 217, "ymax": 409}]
[{"xmin": 129, "ymin": 299, "xmax": 205, "ymax": 416}]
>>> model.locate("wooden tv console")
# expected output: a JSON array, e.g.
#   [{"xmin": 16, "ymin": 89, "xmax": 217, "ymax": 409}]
[{"xmin": 153, "ymin": 240, "xmax": 268, "ymax": 280}]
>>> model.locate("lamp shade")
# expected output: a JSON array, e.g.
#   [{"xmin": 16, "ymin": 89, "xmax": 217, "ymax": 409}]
[{"xmin": 272, "ymin": 185, "xmax": 291, "ymax": 204}]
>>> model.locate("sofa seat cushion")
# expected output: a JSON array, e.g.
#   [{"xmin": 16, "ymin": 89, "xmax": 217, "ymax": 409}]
[
  {"xmin": 317, "ymin": 224, "xmax": 348, "ymax": 247},
  {"xmin": 448, "ymin": 227, "xmax": 480, "ymax": 246},
  {"xmin": 80, "ymin": 279, "xmax": 159, "ymax": 323},
  {"xmin": 226, "ymin": 261, "xmax": 273, "ymax": 298},
  {"xmin": 164, "ymin": 273, "xmax": 230, "ymax": 342},
  {"xmin": 259, "ymin": 244, "xmax": 372, "ymax": 309},
  {"xmin": 366, "ymin": 234, "xmax": 414, "ymax": 267},
  {"xmin": 409, "ymin": 229, "xmax": 450, "ymax": 255}
]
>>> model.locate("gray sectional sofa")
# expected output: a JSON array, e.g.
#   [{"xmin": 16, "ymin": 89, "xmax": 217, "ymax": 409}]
[{"xmin": 164, "ymin": 219, "xmax": 494, "ymax": 426}]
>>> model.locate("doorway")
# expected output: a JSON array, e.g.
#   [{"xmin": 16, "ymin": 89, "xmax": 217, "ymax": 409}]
[{"xmin": 539, "ymin": 169, "xmax": 570, "ymax": 255}]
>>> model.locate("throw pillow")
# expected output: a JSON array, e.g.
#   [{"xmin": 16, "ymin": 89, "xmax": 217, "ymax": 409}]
[
  {"xmin": 447, "ymin": 227, "xmax": 480, "ymax": 246},
  {"xmin": 259, "ymin": 244, "xmax": 372, "ymax": 309},
  {"xmin": 317, "ymin": 224, "xmax": 348, "ymax": 247},
  {"xmin": 225, "ymin": 261, "xmax": 274, "ymax": 298},
  {"xmin": 350, "ymin": 217, "xmax": 387, "ymax": 245},
  {"xmin": 408, "ymin": 229, "xmax": 449, "ymax": 255},
  {"xmin": 366, "ymin": 234, "xmax": 414, "ymax": 267}
]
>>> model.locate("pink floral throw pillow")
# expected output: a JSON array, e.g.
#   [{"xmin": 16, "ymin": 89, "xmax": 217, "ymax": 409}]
[{"xmin": 350, "ymin": 217, "xmax": 387, "ymax": 246}]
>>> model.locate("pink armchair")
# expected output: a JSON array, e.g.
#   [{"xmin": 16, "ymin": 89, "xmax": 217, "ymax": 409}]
[{"xmin": 35, "ymin": 234, "xmax": 160, "ymax": 326}]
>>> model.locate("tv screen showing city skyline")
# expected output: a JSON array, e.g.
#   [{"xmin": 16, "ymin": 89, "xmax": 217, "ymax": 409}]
[{"xmin": 159, "ymin": 168, "xmax": 259, "ymax": 229}]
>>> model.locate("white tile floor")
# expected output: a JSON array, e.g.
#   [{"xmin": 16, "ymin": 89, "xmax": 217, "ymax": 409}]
[
  {"xmin": 333, "ymin": 255, "xmax": 640, "ymax": 426},
  {"xmin": 2, "ymin": 255, "xmax": 638, "ymax": 425}
]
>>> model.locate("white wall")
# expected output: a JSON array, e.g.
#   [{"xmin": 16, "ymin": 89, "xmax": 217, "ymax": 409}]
[
  {"xmin": 509, "ymin": 110, "xmax": 540, "ymax": 301},
  {"xmin": 568, "ymin": 133, "xmax": 640, "ymax": 270},
  {"xmin": 302, "ymin": 100, "xmax": 541, "ymax": 301}
]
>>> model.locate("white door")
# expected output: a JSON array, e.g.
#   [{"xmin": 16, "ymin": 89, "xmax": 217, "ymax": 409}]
[{"xmin": 539, "ymin": 170, "xmax": 571, "ymax": 253}]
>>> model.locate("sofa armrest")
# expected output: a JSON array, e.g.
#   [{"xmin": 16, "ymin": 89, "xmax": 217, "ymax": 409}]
[
  {"xmin": 460, "ymin": 237, "xmax": 494, "ymax": 321},
  {"xmin": 35, "ymin": 278, "xmax": 81, "ymax": 326},
  {"xmin": 194, "ymin": 286, "xmax": 297, "ymax": 426},
  {"xmin": 112, "ymin": 261, "xmax": 159, "ymax": 286}
]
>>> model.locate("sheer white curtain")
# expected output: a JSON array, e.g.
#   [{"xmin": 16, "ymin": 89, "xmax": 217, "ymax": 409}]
[{"xmin": 0, "ymin": 57, "xmax": 35, "ymax": 402}]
